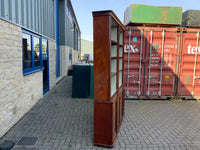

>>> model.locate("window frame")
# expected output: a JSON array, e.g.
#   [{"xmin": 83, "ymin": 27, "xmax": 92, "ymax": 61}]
[{"xmin": 22, "ymin": 29, "xmax": 43, "ymax": 75}]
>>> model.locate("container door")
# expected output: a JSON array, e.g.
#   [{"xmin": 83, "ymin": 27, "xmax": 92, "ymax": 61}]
[
  {"xmin": 124, "ymin": 28, "xmax": 179, "ymax": 98},
  {"xmin": 124, "ymin": 29, "xmax": 145, "ymax": 97},
  {"xmin": 178, "ymin": 32, "xmax": 200, "ymax": 98},
  {"xmin": 144, "ymin": 30, "xmax": 179, "ymax": 97}
]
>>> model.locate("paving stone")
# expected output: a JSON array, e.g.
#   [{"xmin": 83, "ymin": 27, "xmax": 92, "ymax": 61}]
[{"xmin": 1, "ymin": 76, "xmax": 200, "ymax": 149}]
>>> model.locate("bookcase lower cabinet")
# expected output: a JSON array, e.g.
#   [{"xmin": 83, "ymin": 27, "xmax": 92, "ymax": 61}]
[
  {"xmin": 93, "ymin": 10, "xmax": 125, "ymax": 148},
  {"xmin": 94, "ymin": 88, "xmax": 124, "ymax": 148}
]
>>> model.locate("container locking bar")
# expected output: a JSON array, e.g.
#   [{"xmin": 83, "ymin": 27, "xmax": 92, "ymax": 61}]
[
  {"xmin": 158, "ymin": 30, "xmax": 165, "ymax": 97},
  {"xmin": 126, "ymin": 28, "xmax": 132, "ymax": 96},
  {"xmin": 147, "ymin": 30, "xmax": 153, "ymax": 97},
  {"xmin": 192, "ymin": 32, "xmax": 199, "ymax": 96},
  {"xmin": 137, "ymin": 30, "xmax": 143, "ymax": 96}
]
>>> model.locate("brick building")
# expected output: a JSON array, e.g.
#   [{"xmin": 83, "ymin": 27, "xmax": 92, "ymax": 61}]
[{"xmin": 0, "ymin": 0, "xmax": 81, "ymax": 138}]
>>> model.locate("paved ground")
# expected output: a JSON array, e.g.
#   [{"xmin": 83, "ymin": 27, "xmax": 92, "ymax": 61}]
[{"xmin": 1, "ymin": 76, "xmax": 200, "ymax": 150}]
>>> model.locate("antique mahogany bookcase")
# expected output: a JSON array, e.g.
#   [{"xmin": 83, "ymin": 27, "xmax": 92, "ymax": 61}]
[{"xmin": 93, "ymin": 10, "xmax": 125, "ymax": 148}]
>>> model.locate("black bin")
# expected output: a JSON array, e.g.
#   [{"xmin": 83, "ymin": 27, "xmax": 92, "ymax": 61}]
[{"xmin": 72, "ymin": 63, "xmax": 90, "ymax": 98}]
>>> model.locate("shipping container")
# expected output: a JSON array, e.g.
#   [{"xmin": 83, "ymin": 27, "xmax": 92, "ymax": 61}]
[
  {"xmin": 182, "ymin": 10, "xmax": 200, "ymax": 27},
  {"xmin": 124, "ymin": 26, "xmax": 200, "ymax": 100},
  {"xmin": 177, "ymin": 28, "xmax": 200, "ymax": 99},
  {"xmin": 124, "ymin": 4, "xmax": 182, "ymax": 26}
]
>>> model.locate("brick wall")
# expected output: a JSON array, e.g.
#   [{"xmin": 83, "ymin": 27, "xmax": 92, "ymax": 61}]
[
  {"xmin": 60, "ymin": 46, "xmax": 68, "ymax": 77},
  {"xmin": 0, "ymin": 19, "xmax": 44, "ymax": 137},
  {"xmin": 73, "ymin": 49, "xmax": 79, "ymax": 63},
  {"xmin": 49, "ymin": 39, "xmax": 56, "ymax": 90},
  {"xmin": 0, "ymin": 19, "xmax": 57, "ymax": 138},
  {"xmin": 60, "ymin": 45, "xmax": 80, "ymax": 77}
]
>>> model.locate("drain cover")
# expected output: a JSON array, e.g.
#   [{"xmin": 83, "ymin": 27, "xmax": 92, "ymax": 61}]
[
  {"xmin": 0, "ymin": 140, "xmax": 15, "ymax": 150},
  {"xmin": 17, "ymin": 137, "xmax": 38, "ymax": 146}
]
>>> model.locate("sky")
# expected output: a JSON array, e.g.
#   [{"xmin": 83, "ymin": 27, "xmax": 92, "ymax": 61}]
[{"xmin": 71, "ymin": 0, "xmax": 200, "ymax": 42}]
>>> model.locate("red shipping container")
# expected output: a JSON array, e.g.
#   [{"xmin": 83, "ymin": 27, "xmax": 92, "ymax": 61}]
[
  {"xmin": 124, "ymin": 26, "xmax": 200, "ymax": 99},
  {"xmin": 178, "ymin": 28, "xmax": 200, "ymax": 99}
]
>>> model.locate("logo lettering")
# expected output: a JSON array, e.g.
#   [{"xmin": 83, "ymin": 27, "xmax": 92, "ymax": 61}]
[
  {"xmin": 124, "ymin": 45, "xmax": 139, "ymax": 53},
  {"xmin": 188, "ymin": 45, "xmax": 200, "ymax": 54}
]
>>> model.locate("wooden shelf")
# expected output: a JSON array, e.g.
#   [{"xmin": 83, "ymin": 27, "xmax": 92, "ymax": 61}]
[
  {"xmin": 111, "ymin": 72, "xmax": 117, "ymax": 77},
  {"xmin": 111, "ymin": 39, "xmax": 118, "ymax": 45},
  {"xmin": 93, "ymin": 10, "xmax": 125, "ymax": 148},
  {"xmin": 111, "ymin": 57, "xmax": 118, "ymax": 59}
]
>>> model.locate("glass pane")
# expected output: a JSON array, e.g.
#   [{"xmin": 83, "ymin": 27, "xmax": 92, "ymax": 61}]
[
  {"xmin": 42, "ymin": 39, "xmax": 48, "ymax": 92},
  {"xmin": 119, "ymin": 58, "xmax": 123, "ymax": 70},
  {"xmin": 42, "ymin": 39, "xmax": 47, "ymax": 59},
  {"xmin": 111, "ymin": 20, "xmax": 117, "ymax": 42},
  {"xmin": 111, "ymin": 59, "xmax": 117, "ymax": 75},
  {"xmin": 119, "ymin": 47, "xmax": 123, "ymax": 57},
  {"xmin": 118, "ymin": 71, "xmax": 122, "ymax": 87},
  {"xmin": 111, "ymin": 75, "xmax": 117, "ymax": 96},
  {"xmin": 111, "ymin": 45, "xmax": 117, "ymax": 57},
  {"xmin": 22, "ymin": 33, "xmax": 32, "ymax": 70},
  {"xmin": 120, "ymin": 30, "xmax": 123, "ymax": 45},
  {"xmin": 34, "ymin": 37, "xmax": 40, "ymax": 67}
]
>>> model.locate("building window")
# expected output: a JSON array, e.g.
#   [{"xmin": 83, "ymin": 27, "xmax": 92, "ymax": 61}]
[
  {"xmin": 22, "ymin": 30, "xmax": 42, "ymax": 75},
  {"xmin": 23, "ymin": 33, "xmax": 32, "ymax": 69}
]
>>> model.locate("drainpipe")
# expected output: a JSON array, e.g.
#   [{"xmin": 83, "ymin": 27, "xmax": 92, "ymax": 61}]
[{"xmin": 55, "ymin": 0, "xmax": 60, "ymax": 77}]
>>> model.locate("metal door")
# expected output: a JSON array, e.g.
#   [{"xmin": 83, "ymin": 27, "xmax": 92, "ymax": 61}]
[
  {"xmin": 178, "ymin": 31, "xmax": 200, "ymax": 99},
  {"xmin": 124, "ymin": 27, "xmax": 179, "ymax": 99},
  {"xmin": 42, "ymin": 39, "xmax": 49, "ymax": 94}
]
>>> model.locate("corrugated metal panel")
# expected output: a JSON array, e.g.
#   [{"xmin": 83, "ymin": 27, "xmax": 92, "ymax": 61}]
[
  {"xmin": 27, "ymin": 0, "xmax": 30, "ymax": 29},
  {"xmin": 31, "ymin": 0, "xmax": 34, "ymax": 31},
  {"xmin": 10, "ymin": 0, "xmax": 15, "ymax": 22},
  {"xmin": 44, "ymin": 0, "xmax": 46, "ymax": 36},
  {"xmin": 1, "ymin": 0, "xmax": 5, "ymax": 18},
  {"xmin": 0, "ymin": 0, "xmax": 79, "ymax": 40},
  {"xmin": 47, "ymin": 0, "xmax": 50, "ymax": 37},
  {"xmin": 34, "ymin": 0, "xmax": 37, "ymax": 32},
  {"xmin": 23, "ymin": 0, "xmax": 27, "ymax": 27},
  {"xmin": 15, "ymin": 0, "xmax": 19, "ymax": 24},
  {"xmin": 4, "ymin": 0, "xmax": 9, "ymax": 20},
  {"xmin": 124, "ymin": 26, "xmax": 200, "ymax": 100},
  {"xmin": 21, "ymin": 0, "xmax": 24, "ymax": 26},
  {"xmin": 178, "ymin": 29, "xmax": 200, "ymax": 99},
  {"xmin": 8, "ymin": 0, "xmax": 11, "ymax": 21},
  {"xmin": 38, "ymin": 0, "xmax": 41, "ymax": 33},
  {"xmin": 66, "ymin": 16, "xmax": 73, "ymax": 47},
  {"xmin": 0, "ymin": 0, "xmax": 1, "ymax": 17},
  {"xmin": 124, "ymin": 26, "xmax": 179, "ymax": 99},
  {"xmin": 58, "ymin": 0, "xmax": 65, "ymax": 45},
  {"xmin": 50, "ymin": 0, "xmax": 52, "ymax": 38},
  {"xmin": 0, "ymin": 0, "xmax": 55, "ymax": 40}
]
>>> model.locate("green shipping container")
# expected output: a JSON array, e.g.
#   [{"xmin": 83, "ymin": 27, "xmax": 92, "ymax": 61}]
[{"xmin": 124, "ymin": 4, "xmax": 182, "ymax": 26}]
